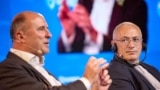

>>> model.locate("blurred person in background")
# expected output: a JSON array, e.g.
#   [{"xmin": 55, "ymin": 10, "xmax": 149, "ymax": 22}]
[{"xmin": 58, "ymin": 0, "xmax": 148, "ymax": 55}]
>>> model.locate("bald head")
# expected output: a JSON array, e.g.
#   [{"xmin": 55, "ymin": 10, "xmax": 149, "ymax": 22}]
[
  {"xmin": 10, "ymin": 11, "xmax": 44, "ymax": 40},
  {"xmin": 112, "ymin": 22, "xmax": 142, "ymax": 40}
]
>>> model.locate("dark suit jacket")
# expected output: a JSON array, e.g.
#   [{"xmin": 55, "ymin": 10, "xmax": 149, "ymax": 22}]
[
  {"xmin": 108, "ymin": 55, "xmax": 160, "ymax": 90},
  {"xmin": 58, "ymin": 0, "xmax": 148, "ymax": 53},
  {"xmin": 0, "ymin": 52, "xmax": 86, "ymax": 90}
]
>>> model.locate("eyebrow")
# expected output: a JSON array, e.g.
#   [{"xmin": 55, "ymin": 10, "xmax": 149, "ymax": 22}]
[{"xmin": 37, "ymin": 26, "xmax": 48, "ymax": 30}]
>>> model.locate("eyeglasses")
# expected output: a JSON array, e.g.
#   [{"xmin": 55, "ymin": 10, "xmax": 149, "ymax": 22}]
[{"xmin": 114, "ymin": 37, "xmax": 143, "ymax": 45}]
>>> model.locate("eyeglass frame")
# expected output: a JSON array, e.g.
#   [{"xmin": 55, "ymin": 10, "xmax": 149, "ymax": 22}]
[{"xmin": 113, "ymin": 37, "xmax": 143, "ymax": 45}]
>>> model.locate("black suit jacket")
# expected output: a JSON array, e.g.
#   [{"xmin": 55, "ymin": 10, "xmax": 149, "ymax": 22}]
[
  {"xmin": 108, "ymin": 55, "xmax": 160, "ymax": 90},
  {"xmin": 0, "ymin": 52, "xmax": 86, "ymax": 90},
  {"xmin": 58, "ymin": 0, "xmax": 148, "ymax": 53}
]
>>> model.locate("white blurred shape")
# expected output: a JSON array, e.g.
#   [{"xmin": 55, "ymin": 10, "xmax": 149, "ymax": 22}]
[
  {"xmin": 46, "ymin": 0, "xmax": 56, "ymax": 9},
  {"xmin": 58, "ymin": 75, "xmax": 80, "ymax": 84},
  {"xmin": 56, "ymin": 0, "xmax": 78, "ymax": 7},
  {"xmin": 68, "ymin": 0, "xmax": 78, "ymax": 7}
]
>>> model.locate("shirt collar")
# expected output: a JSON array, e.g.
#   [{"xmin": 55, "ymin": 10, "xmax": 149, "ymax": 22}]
[{"xmin": 10, "ymin": 48, "xmax": 45, "ymax": 66}]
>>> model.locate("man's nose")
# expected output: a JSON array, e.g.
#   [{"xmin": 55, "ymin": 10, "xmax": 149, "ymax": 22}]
[
  {"xmin": 46, "ymin": 30, "xmax": 52, "ymax": 38},
  {"xmin": 127, "ymin": 39, "xmax": 136, "ymax": 47}
]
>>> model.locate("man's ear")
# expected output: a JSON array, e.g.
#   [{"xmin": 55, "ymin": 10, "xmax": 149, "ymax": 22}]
[
  {"xmin": 15, "ymin": 31, "xmax": 26, "ymax": 43},
  {"xmin": 111, "ymin": 40, "xmax": 115, "ymax": 46},
  {"xmin": 111, "ymin": 40, "xmax": 117, "ymax": 52}
]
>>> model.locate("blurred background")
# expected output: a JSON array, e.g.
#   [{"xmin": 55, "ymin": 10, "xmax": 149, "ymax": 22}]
[{"xmin": 0, "ymin": 0, "xmax": 160, "ymax": 84}]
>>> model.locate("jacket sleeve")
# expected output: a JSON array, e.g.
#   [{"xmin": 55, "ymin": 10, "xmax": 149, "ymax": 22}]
[{"xmin": 0, "ymin": 60, "xmax": 86, "ymax": 90}]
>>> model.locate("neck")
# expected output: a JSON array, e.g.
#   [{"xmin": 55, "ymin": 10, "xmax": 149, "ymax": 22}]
[{"xmin": 115, "ymin": 54, "xmax": 140, "ymax": 67}]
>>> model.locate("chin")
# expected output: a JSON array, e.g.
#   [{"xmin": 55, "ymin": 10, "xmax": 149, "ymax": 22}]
[
  {"xmin": 127, "ymin": 57, "xmax": 138, "ymax": 61},
  {"xmin": 43, "ymin": 50, "xmax": 48, "ymax": 54},
  {"xmin": 126, "ymin": 55, "xmax": 137, "ymax": 60},
  {"xmin": 45, "ymin": 49, "xmax": 49, "ymax": 53},
  {"xmin": 43, "ymin": 47, "xmax": 49, "ymax": 52}
]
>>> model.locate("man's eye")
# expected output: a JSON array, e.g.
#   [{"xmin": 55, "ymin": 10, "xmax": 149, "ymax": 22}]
[
  {"xmin": 38, "ymin": 26, "xmax": 46, "ymax": 31},
  {"xmin": 121, "ymin": 39, "xmax": 127, "ymax": 42},
  {"xmin": 134, "ymin": 38, "xmax": 139, "ymax": 42},
  {"xmin": 38, "ymin": 27, "xmax": 44, "ymax": 30}
]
